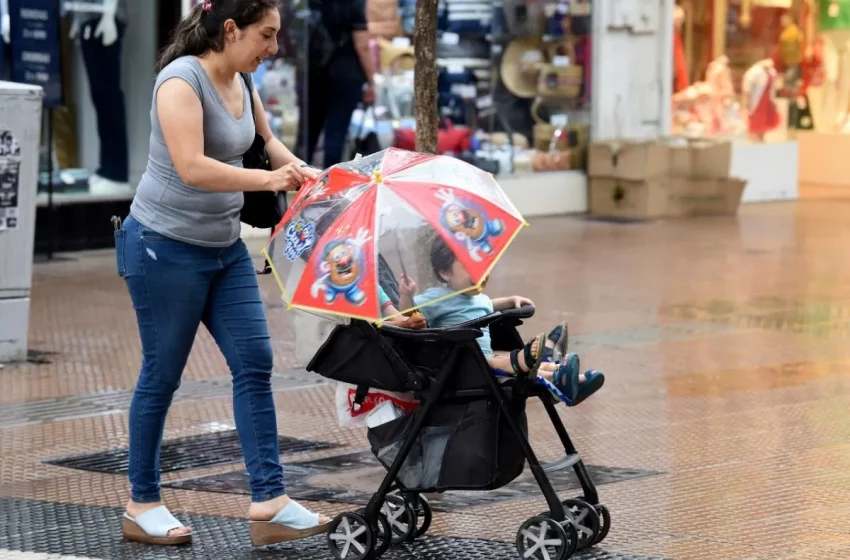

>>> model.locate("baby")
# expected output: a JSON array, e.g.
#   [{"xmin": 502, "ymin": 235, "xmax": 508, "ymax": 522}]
[{"xmin": 405, "ymin": 236, "xmax": 604, "ymax": 405}]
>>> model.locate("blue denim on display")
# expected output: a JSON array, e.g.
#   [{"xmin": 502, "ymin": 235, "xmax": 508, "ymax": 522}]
[{"xmin": 400, "ymin": 0, "xmax": 417, "ymax": 34}]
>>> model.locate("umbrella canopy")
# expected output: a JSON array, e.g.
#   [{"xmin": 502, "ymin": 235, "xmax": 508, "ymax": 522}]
[{"xmin": 262, "ymin": 148, "xmax": 527, "ymax": 322}]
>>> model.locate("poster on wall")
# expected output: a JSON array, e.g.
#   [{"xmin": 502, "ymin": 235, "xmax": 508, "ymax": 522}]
[
  {"xmin": 9, "ymin": 0, "xmax": 64, "ymax": 108},
  {"xmin": 0, "ymin": 130, "xmax": 22, "ymax": 231}
]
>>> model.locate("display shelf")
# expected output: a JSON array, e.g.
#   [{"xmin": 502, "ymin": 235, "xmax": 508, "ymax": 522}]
[
  {"xmin": 499, "ymin": 169, "xmax": 587, "ymax": 216},
  {"xmin": 730, "ymin": 140, "xmax": 799, "ymax": 203}
]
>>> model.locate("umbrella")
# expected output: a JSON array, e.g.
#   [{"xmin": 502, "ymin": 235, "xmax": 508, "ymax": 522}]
[{"xmin": 261, "ymin": 148, "xmax": 527, "ymax": 322}]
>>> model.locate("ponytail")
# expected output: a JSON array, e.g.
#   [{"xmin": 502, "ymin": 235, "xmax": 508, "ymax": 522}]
[
  {"xmin": 157, "ymin": 5, "xmax": 212, "ymax": 72},
  {"xmin": 156, "ymin": 0, "xmax": 280, "ymax": 73}
]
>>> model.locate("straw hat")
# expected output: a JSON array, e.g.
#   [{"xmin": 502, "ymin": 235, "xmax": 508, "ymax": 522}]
[
  {"xmin": 500, "ymin": 36, "xmax": 546, "ymax": 98},
  {"xmin": 378, "ymin": 38, "xmax": 415, "ymax": 73}
]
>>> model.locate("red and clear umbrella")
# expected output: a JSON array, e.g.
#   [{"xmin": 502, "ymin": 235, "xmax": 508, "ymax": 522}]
[{"xmin": 262, "ymin": 148, "xmax": 527, "ymax": 322}]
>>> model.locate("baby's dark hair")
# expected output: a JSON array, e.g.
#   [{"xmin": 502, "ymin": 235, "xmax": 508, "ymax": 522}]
[{"xmin": 429, "ymin": 235, "xmax": 456, "ymax": 283}]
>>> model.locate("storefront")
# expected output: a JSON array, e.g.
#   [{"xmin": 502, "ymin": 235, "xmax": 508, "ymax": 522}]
[
  {"xmin": 10, "ymin": 0, "xmax": 604, "ymax": 252},
  {"xmin": 669, "ymin": 0, "xmax": 805, "ymax": 201},
  {"xmin": 330, "ymin": 0, "xmax": 596, "ymax": 218}
]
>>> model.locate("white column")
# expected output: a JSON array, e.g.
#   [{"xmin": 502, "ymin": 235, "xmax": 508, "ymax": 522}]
[{"xmin": 590, "ymin": 0, "xmax": 674, "ymax": 141}]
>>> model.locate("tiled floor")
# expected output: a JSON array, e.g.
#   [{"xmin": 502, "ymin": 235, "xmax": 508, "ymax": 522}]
[{"xmin": 3, "ymin": 200, "xmax": 850, "ymax": 559}]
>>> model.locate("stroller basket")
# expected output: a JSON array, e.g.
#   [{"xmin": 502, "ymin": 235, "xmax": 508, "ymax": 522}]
[{"xmin": 367, "ymin": 393, "xmax": 528, "ymax": 492}]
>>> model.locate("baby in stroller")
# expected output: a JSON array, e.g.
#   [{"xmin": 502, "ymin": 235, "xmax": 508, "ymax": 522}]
[{"xmin": 382, "ymin": 236, "xmax": 605, "ymax": 406}]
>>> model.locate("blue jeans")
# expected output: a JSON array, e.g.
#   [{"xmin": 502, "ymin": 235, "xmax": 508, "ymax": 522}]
[{"xmin": 115, "ymin": 215, "xmax": 285, "ymax": 503}]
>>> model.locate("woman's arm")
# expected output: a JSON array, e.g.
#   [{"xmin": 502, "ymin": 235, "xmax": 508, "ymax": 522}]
[
  {"xmin": 353, "ymin": 30, "xmax": 376, "ymax": 102},
  {"xmin": 158, "ymin": 78, "xmax": 310, "ymax": 192}
]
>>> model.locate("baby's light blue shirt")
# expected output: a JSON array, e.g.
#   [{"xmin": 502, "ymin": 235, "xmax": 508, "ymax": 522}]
[{"xmin": 414, "ymin": 286, "xmax": 494, "ymax": 355}]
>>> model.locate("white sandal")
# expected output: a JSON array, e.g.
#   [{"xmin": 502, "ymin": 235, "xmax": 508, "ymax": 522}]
[
  {"xmin": 122, "ymin": 505, "xmax": 192, "ymax": 545},
  {"xmin": 250, "ymin": 500, "xmax": 330, "ymax": 547}
]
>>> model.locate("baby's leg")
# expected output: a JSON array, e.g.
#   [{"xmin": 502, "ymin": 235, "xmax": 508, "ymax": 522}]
[
  {"xmin": 488, "ymin": 333, "xmax": 546, "ymax": 376},
  {"xmin": 542, "ymin": 321, "xmax": 569, "ymax": 361}
]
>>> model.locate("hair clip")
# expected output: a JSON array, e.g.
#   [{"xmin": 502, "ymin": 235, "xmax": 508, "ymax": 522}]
[{"xmin": 202, "ymin": 0, "xmax": 212, "ymax": 12}]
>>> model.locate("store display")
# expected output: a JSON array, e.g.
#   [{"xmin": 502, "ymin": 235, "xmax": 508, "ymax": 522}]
[{"xmin": 65, "ymin": 0, "xmax": 130, "ymax": 194}]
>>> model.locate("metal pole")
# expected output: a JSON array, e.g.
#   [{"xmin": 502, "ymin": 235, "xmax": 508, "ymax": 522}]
[{"xmin": 46, "ymin": 108, "xmax": 54, "ymax": 260}]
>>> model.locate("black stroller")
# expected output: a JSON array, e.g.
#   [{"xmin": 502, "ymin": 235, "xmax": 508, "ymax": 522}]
[{"xmin": 306, "ymin": 261, "xmax": 611, "ymax": 560}]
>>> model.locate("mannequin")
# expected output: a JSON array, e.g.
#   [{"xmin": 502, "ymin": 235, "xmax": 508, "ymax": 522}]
[
  {"xmin": 64, "ymin": 0, "xmax": 129, "ymax": 193},
  {"xmin": 0, "ymin": 0, "xmax": 9, "ymax": 80},
  {"xmin": 706, "ymin": 55, "xmax": 735, "ymax": 134},
  {"xmin": 742, "ymin": 59, "xmax": 781, "ymax": 142},
  {"xmin": 810, "ymin": 0, "xmax": 850, "ymax": 129},
  {"xmin": 1, "ymin": 0, "xmax": 8, "ymax": 45}
]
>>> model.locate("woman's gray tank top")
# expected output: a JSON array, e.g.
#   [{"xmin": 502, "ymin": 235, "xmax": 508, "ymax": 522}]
[{"xmin": 130, "ymin": 56, "xmax": 255, "ymax": 247}]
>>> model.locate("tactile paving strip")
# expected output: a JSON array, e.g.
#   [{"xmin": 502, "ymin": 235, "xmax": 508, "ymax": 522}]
[
  {"xmin": 164, "ymin": 450, "xmax": 662, "ymax": 510},
  {"xmin": 44, "ymin": 431, "xmax": 340, "ymax": 474},
  {"xmin": 0, "ymin": 497, "xmax": 666, "ymax": 560}
]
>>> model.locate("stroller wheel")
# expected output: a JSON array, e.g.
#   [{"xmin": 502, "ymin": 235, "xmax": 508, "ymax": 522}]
[
  {"xmin": 412, "ymin": 494, "xmax": 432, "ymax": 539},
  {"xmin": 352, "ymin": 508, "xmax": 392, "ymax": 558},
  {"xmin": 516, "ymin": 515, "xmax": 578, "ymax": 560},
  {"xmin": 382, "ymin": 495, "xmax": 418, "ymax": 544},
  {"xmin": 372, "ymin": 512, "xmax": 393, "ymax": 558},
  {"xmin": 561, "ymin": 498, "xmax": 600, "ymax": 550},
  {"xmin": 327, "ymin": 512, "xmax": 374, "ymax": 560},
  {"xmin": 593, "ymin": 504, "xmax": 611, "ymax": 545}
]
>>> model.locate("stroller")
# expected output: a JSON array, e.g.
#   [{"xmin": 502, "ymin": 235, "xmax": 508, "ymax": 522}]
[{"xmin": 305, "ymin": 260, "xmax": 611, "ymax": 560}]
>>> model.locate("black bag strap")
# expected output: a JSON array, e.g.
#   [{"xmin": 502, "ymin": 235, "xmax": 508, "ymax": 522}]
[{"xmin": 240, "ymin": 72, "xmax": 277, "ymax": 276}]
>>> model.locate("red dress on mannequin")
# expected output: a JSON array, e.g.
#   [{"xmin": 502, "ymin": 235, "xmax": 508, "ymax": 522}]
[
  {"xmin": 748, "ymin": 67, "xmax": 781, "ymax": 135},
  {"xmin": 673, "ymin": 20, "xmax": 689, "ymax": 93}
]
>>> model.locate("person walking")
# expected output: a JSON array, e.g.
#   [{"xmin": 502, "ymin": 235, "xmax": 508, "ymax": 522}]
[
  {"xmin": 298, "ymin": 0, "xmax": 376, "ymax": 167},
  {"xmin": 114, "ymin": 0, "xmax": 329, "ymax": 547}
]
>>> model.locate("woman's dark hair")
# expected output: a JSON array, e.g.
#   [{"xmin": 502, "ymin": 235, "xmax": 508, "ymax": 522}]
[
  {"xmin": 429, "ymin": 235, "xmax": 457, "ymax": 283},
  {"xmin": 157, "ymin": 0, "xmax": 279, "ymax": 72}
]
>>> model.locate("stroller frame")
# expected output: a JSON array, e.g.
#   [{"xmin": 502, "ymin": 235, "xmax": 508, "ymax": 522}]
[{"xmin": 308, "ymin": 305, "xmax": 610, "ymax": 560}]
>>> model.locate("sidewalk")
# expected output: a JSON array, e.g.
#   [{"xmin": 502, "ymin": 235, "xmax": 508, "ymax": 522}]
[{"xmin": 2, "ymin": 202, "xmax": 850, "ymax": 559}]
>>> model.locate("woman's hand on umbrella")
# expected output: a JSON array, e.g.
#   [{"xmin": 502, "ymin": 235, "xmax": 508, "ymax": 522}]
[{"xmin": 267, "ymin": 163, "xmax": 319, "ymax": 192}]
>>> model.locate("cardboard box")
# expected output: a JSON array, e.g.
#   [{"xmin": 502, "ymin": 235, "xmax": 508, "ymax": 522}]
[
  {"xmin": 589, "ymin": 138, "xmax": 734, "ymax": 181},
  {"xmin": 588, "ymin": 141, "xmax": 672, "ymax": 181},
  {"xmin": 589, "ymin": 177, "xmax": 746, "ymax": 220},
  {"xmin": 665, "ymin": 138, "xmax": 733, "ymax": 179}
]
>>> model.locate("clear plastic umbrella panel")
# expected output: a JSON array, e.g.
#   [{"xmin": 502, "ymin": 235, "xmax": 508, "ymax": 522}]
[{"xmin": 262, "ymin": 148, "xmax": 527, "ymax": 323}]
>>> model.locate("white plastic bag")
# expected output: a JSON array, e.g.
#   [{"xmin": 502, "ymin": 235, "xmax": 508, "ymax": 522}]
[{"xmin": 335, "ymin": 382, "xmax": 420, "ymax": 428}]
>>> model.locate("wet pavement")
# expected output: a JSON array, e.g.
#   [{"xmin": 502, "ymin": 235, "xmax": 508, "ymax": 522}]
[{"xmin": 3, "ymin": 200, "xmax": 850, "ymax": 559}]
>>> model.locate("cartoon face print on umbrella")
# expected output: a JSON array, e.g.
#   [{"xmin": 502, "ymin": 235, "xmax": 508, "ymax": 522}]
[
  {"xmin": 310, "ymin": 227, "xmax": 373, "ymax": 306},
  {"xmin": 436, "ymin": 189, "xmax": 504, "ymax": 263}
]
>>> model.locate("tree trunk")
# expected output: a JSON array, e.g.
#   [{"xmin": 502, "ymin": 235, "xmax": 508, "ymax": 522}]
[{"xmin": 413, "ymin": 0, "xmax": 439, "ymax": 154}]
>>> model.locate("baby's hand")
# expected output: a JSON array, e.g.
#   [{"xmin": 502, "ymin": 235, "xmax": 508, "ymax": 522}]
[
  {"xmin": 403, "ymin": 313, "xmax": 427, "ymax": 330},
  {"xmin": 398, "ymin": 274, "xmax": 417, "ymax": 296},
  {"xmin": 511, "ymin": 295, "xmax": 534, "ymax": 308}
]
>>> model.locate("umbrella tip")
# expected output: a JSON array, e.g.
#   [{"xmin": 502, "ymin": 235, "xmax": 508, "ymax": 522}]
[{"xmin": 373, "ymin": 171, "xmax": 383, "ymax": 184}]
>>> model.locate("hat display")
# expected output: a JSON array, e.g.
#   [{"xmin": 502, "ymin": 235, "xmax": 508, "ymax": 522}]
[{"xmin": 500, "ymin": 36, "xmax": 546, "ymax": 98}]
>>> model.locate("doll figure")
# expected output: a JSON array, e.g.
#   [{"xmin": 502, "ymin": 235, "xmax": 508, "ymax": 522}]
[{"xmin": 742, "ymin": 59, "xmax": 782, "ymax": 142}]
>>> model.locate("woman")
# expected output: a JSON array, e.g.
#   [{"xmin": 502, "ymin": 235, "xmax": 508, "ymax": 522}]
[{"xmin": 114, "ymin": 0, "xmax": 329, "ymax": 547}]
